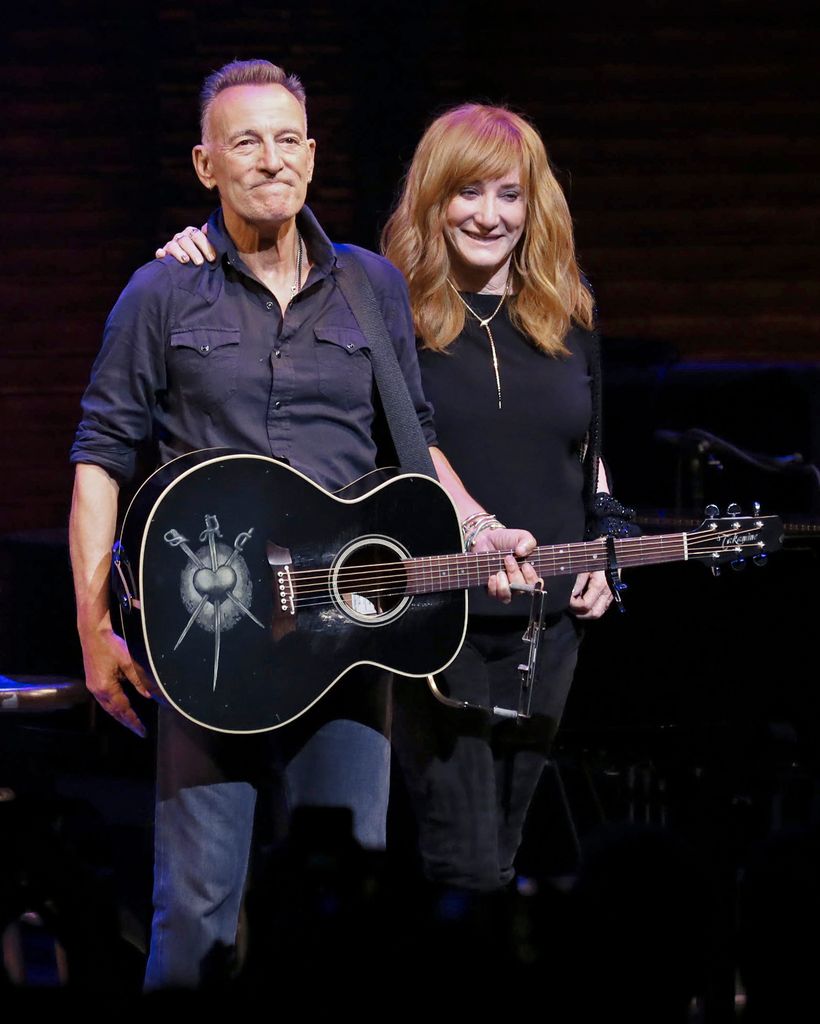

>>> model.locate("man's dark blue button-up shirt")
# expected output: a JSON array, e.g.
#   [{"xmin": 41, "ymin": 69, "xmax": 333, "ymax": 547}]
[{"xmin": 71, "ymin": 206, "xmax": 436, "ymax": 491}]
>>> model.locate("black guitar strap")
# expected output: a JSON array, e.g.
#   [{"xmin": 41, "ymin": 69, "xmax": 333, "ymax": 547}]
[{"xmin": 333, "ymin": 244, "xmax": 436, "ymax": 478}]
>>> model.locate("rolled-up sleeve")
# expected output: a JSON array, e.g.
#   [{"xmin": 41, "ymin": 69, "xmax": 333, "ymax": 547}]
[{"xmin": 70, "ymin": 262, "xmax": 172, "ymax": 483}]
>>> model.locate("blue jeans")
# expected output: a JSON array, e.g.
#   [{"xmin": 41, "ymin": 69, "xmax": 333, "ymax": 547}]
[{"xmin": 144, "ymin": 668, "xmax": 391, "ymax": 990}]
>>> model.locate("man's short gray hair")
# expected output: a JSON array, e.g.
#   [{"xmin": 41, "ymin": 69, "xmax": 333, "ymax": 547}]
[{"xmin": 199, "ymin": 59, "xmax": 307, "ymax": 139}]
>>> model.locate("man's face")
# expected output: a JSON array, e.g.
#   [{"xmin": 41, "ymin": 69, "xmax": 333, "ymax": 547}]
[{"xmin": 193, "ymin": 84, "xmax": 315, "ymax": 235}]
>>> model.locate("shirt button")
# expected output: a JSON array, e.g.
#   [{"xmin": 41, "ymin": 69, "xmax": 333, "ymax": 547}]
[
  {"xmin": 346, "ymin": 343, "xmax": 355, "ymax": 351},
  {"xmin": 274, "ymin": 400, "xmax": 282, "ymax": 409},
  {"xmin": 199, "ymin": 344, "xmax": 210, "ymax": 354},
  {"xmin": 274, "ymin": 349, "xmax": 281, "ymax": 358},
  {"xmin": 266, "ymin": 300, "xmax": 274, "ymax": 310}
]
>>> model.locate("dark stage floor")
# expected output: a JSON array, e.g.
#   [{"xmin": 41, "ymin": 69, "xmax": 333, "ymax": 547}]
[{"xmin": 2, "ymin": 680, "xmax": 818, "ymax": 1021}]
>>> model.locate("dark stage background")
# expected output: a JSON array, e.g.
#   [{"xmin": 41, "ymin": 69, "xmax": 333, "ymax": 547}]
[{"xmin": 1, "ymin": 1, "xmax": 818, "ymax": 1007}]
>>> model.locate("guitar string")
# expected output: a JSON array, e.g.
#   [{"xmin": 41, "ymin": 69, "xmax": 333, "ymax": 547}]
[
  {"xmin": 287, "ymin": 546, "xmax": 743, "ymax": 608},
  {"xmin": 280, "ymin": 528, "xmax": 758, "ymax": 584},
  {"xmin": 273, "ymin": 528, "xmax": 767, "ymax": 605},
  {"xmin": 289, "ymin": 545, "xmax": 757, "ymax": 608},
  {"xmin": 281, "ymin": 529, "xmax": 763, "ymax": 592}
]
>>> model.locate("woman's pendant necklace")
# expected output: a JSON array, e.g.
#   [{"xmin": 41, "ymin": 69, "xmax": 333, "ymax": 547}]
[{"xmin": 448, "ymin": 279, "xmax": 509, "ymax": 409}]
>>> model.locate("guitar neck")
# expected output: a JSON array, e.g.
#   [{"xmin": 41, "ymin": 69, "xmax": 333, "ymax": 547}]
[
  {"xmin": 530, "ymin": 533, "xmax": 686, "ymax": 577},
  {"xmin": 407, "ymin": 533, "xmax": 687, "ymax": 595}
]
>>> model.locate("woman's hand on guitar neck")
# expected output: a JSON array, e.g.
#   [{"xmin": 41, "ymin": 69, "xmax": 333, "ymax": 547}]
[
  {"xmin": 155, "ymin": 224, "xmax": 215, "ymax": 265},
  {"xmin": 474, "ymin": 530, "xmax": 541, "ymax": 605}
]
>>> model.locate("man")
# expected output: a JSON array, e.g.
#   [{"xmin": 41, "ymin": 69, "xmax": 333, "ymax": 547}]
[{"xmin": 70, "ymin": 59, "xmax": 537, "ymax": 989}]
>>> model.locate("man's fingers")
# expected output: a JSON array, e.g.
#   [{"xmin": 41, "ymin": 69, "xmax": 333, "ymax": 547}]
[
  {"xmin": 91, "ymin": 682, "xmax": 146, "ymax": 737},
  {"xmin": 130, "ymin": 667, "xmax": 154, "ymax": 700},
  {"xmin": 85, "ymin": 656, "xmax": 150, "ymax": 736}
]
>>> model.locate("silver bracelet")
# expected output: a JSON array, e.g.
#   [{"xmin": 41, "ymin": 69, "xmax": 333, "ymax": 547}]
[{"xmin": 464, "ymin": 517, "xmax": 506, "ymax": 551}]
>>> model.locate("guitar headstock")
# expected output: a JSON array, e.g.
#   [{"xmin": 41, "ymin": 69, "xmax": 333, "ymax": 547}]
[{"xmin": 688, "ymin": 503, "xmax": 784, "ymax": 575}]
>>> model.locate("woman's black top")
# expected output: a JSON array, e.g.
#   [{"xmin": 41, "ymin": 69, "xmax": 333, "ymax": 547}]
[{"xmin": 418, "ymin": 294, "xmax": 596, "ymax": 617}]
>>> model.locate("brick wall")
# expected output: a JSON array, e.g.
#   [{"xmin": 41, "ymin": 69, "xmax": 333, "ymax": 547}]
[{"xmin": 2, "ymin": 1, "xmax": 816, "ymax": 533}]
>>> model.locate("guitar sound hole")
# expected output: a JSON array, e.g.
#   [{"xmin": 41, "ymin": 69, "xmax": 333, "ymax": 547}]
[{"xmin": 332, "ymin": 538, "xmax": 411, "ymax": 626}]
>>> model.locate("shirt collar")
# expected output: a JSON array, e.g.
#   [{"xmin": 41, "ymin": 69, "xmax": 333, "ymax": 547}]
[{"xmin": 204, "ymin": 205, "xmax": 337, "ymax": 278}]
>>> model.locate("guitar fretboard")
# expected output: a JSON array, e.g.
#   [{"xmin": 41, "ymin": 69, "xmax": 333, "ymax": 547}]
[{"xmin": 404, "ymin": 533, "xmax": 687, "ymax": 594}]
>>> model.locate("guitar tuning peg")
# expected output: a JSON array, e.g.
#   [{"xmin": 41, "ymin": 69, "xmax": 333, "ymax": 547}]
[
  {"xmin": 710, "ymin": 565, "xmax": 721, "ymax": 577},
  {"xmin": 731, "ymin": 558, "xmax": 747, "ymax": 572},
  {"xmin": 753, "ymin": 553, "xmax": 768, "ymax": 568},
  {"xmin": 704, "ymin": 504, "xmax": 720, "ymax": 519},
  {"xmin": 727, "ymin": 502, "xmax": 742, "ymax": 517},
  {"xmin": 753, "ymin": 501, "xmax": 761, "ymax": 515}
]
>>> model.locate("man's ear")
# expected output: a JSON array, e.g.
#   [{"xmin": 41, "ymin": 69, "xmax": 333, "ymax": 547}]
[
  {"xmin": 306, "ymin": 137, "xmax": 316, "ymax": 183},
  {"xmin": 192, "ymin": 144, "xmax": 216, "ymax": 191}
]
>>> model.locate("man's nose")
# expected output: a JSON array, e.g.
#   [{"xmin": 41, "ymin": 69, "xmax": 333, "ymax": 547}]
[{"xmin": 258, "ymin": 139, "xmax": 285, "ymax": 172}]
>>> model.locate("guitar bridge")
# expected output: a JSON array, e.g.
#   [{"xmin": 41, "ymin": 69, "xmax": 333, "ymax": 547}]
[
  {"xmin": 268, "ymin": 541, "xmax": 296, "ymax": 640},
  {"xmin": 268, "ymin": 542, "xmax": 295, "ymax": 615}
]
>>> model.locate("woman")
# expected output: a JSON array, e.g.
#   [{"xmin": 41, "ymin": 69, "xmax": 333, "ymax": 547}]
[
  {"xmin": 382, "ymin": 104, "xmax": 611, "ymax": 891},
  {"xmin": 158, "ymin": 103, "xmax": 613, "ymax": 892}
]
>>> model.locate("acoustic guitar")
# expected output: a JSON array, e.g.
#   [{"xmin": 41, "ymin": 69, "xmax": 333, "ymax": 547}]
[{"xmin": 112, "ymin": 449, "xmax": 783, "ymax": 734}]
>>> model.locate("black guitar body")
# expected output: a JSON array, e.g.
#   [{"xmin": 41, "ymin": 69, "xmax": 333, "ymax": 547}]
[{"xmin": 117, "ymin": 450, "xmax": 466, "ymax": 733}]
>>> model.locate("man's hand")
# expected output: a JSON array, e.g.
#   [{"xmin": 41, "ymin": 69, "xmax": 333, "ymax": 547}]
[
  {"xmin": 473, "ymin": 527, "xmax": 541, "ymax": 604},
  {"xmin": 80, "ymin": 626, "xmax": 153, "ymax": 737},
  {"xmin": 155, "ymin": 223, "xmax": 215, "ymax": 265},
  {"xmin": 569, "ymin": 570, "xmax": 613, "ymax": 620},
  {"xmin": 70, "ymin": 463, "xmax": 154, "ymax": 738}
]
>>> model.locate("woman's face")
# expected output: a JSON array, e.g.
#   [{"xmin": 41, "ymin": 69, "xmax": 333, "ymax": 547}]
[{"xmin": 445, "ymin": 169, "xmax": 526, "ymax": 289}]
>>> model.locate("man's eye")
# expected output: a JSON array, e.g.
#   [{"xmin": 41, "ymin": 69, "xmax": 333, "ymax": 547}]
[{"xmin": 278, "ymin": 136, "xmax": 301, "ymax": 148}]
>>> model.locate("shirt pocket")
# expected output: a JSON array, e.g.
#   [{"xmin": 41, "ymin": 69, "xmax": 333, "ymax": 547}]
[
  {"xmin": 313, "ymin": 326, "xmax": 373, "ymax": 412},
  {"xmin": 168, "ymin": 327, "xmax": 241, "ymax": 410}
]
